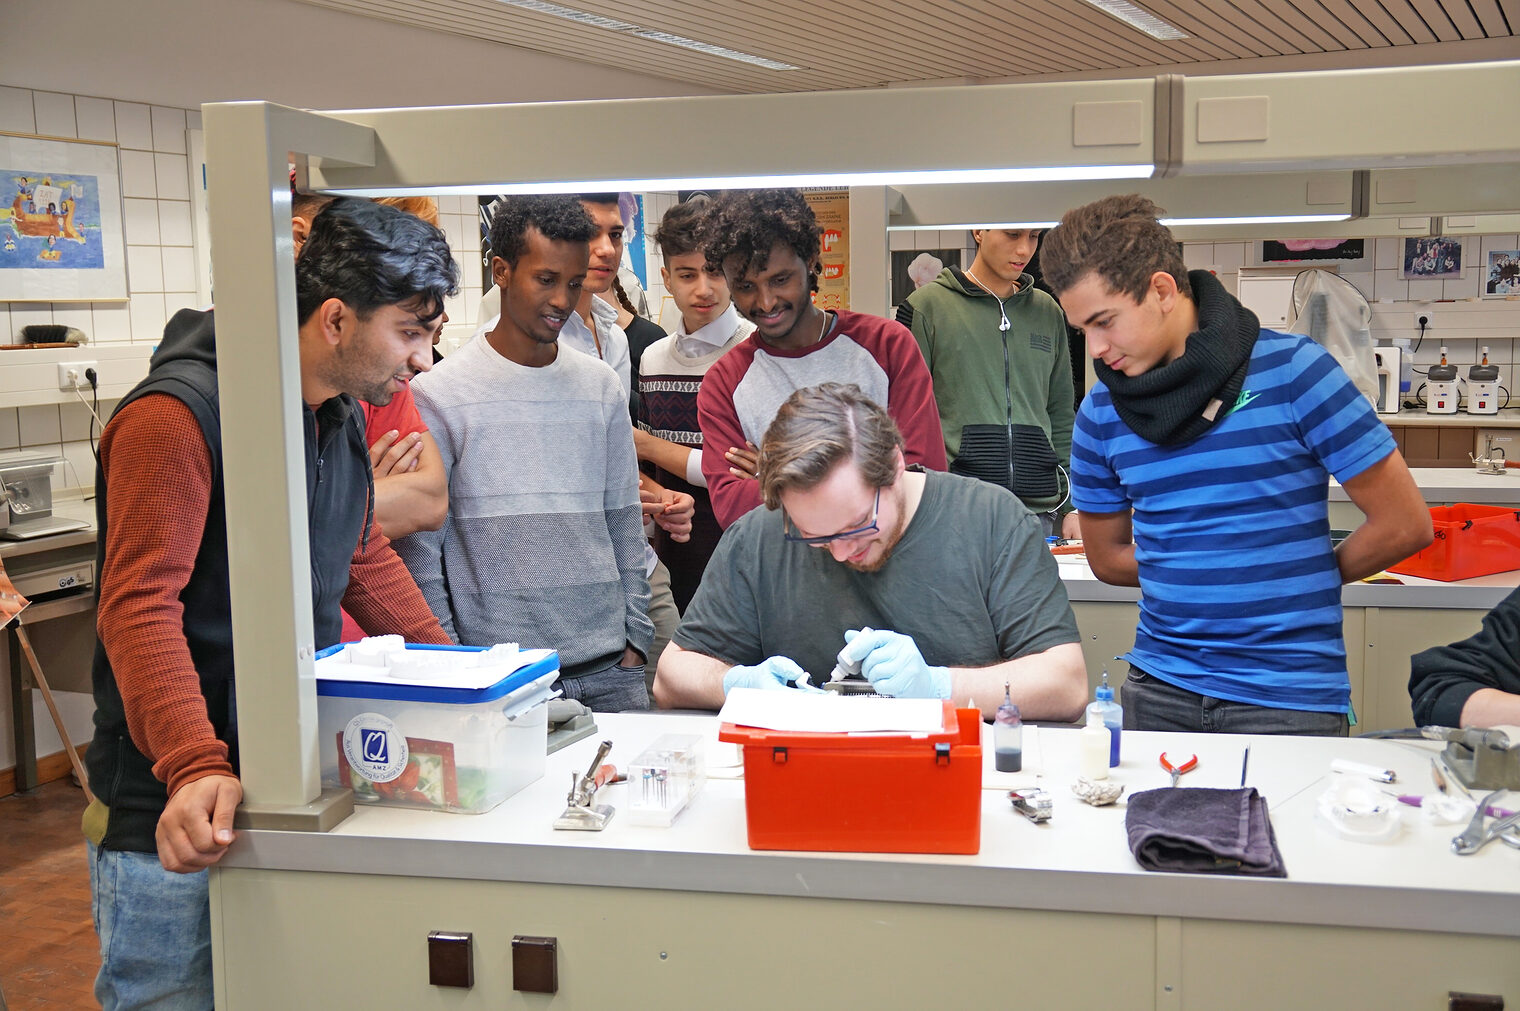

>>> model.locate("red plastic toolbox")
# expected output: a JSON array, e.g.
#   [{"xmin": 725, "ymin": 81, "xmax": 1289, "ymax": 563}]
[
  {"xmin": 1388, "ymin": 504, "xmax": 1520, "ymax": 582},
  {"xmin": 718, "ymin": 704, "xmax": 982, "ymax": 854}
]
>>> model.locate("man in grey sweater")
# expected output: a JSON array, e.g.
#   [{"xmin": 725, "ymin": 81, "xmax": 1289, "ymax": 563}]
[{"xmin": 397, "ymin": 195, "xmax": 652, "ymax": 712}]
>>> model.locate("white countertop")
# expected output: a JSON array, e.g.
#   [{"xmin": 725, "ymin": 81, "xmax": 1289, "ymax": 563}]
[
  {"xmin": 1330, "ymin": 467, "xmax": 1520, "ymax": 505},
  {"xmin": 220, "ymin": 713, "xmax": 1520, "ymax": 938},
  {"xmin": 1382, "ymin": 408, "xmax": 1520, "ymax": 427}
]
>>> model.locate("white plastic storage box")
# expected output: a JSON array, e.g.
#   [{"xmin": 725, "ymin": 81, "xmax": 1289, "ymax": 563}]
[{"xmin": 315, "ymin": 638, "xmax": 559, "ymax": 814}]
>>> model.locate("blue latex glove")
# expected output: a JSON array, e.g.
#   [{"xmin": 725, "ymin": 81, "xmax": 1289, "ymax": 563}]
[
  {"xmin": 841, "ymin": 628, "xmax": 951, "ymax": 699},
  {"xmin": 722, "ymin": 656, "xmax": 823, "ymax": 694}
]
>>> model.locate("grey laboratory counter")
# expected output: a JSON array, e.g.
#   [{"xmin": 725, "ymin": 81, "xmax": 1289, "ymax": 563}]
[{"xmin": 211, "ymin": 713, "xmax": 1519, "ymax": 1009}]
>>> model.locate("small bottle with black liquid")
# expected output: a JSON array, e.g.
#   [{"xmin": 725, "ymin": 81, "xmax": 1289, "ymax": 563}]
[{"xmin": 994, "ymin": 682, "xmax": 1022, "ymax": 773}]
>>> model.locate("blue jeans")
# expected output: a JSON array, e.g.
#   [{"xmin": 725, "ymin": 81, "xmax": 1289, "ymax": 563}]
[
  {"xmin": 556, "ymin": 660, "xmax": 650, "ymax": 713},
  {"xmin": 1121, "ymin": 668, "xmax": 1349, "ymax": 736},
  {"xmin": 88, "ymin": 842, "xmax": 213, "ymax": 1011}
]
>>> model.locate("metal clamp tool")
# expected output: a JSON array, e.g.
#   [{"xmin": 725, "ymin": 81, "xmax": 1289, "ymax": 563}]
[
  {"xmin": 1451, "ymin": 790, "xmax": 1520, "ymax": 855},
  {"xmin": 553, "ymin": 739, "xmax": 618, "ymax": 831}
]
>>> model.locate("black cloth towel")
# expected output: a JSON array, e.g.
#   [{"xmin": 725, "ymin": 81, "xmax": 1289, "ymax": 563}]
[
  {"xmin": 1125, "ymin": 787, "xmax": 1287, "ymax": 877},
  {"xmin": 1094, "ymin": 270, "xmax": 1260, "ymax": 446}
]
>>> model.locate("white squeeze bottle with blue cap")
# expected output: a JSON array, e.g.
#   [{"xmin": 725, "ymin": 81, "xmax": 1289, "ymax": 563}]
[{"xmin": 1087, "ymin": 669, "xmax": 1122, "ymax": 768}]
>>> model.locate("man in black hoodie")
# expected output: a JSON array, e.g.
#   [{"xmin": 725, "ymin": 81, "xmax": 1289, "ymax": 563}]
[
  {"xmin": 1410, "ymin": 586, "xmax": 1520, "ymax": 727},
  {"xmin": 84, "ymin": 198, "xmax": 458, "ymax": 1009}
]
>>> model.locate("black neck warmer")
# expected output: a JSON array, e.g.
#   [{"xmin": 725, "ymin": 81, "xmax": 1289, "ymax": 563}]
[{"xmin": 1094, "ymin": 270, "xmax": 1259, "ymax": 446}]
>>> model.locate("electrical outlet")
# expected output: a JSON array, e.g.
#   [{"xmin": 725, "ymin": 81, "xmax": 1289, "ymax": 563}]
[
  {"xmin": 1413, "ymin": 308, "xmax": 1436, "ymax": 331},
  {"xmin": 56, "ymin": 360, "xmax": 98, "ymax": 390}
]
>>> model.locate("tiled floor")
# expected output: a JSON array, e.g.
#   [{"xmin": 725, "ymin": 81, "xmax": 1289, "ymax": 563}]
[{"xmin": 0, "ymin": 779, "xmax": 98, "ymax": 1009}]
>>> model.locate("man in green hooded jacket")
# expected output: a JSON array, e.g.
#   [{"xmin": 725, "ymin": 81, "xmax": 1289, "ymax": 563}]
[{"xmin": 897, "ymin": 228, "xmax": 1077, "ymax": 538}]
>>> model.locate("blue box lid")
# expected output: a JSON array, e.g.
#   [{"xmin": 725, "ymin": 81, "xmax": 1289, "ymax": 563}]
[{"xmin": 314, "ymin": 643, "xmax": 560, "ymax": 704}]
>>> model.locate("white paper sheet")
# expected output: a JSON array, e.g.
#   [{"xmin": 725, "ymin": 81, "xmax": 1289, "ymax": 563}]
[{"xmin": 717, "ymin": 688, "xmax": 946, "ymax": 733}]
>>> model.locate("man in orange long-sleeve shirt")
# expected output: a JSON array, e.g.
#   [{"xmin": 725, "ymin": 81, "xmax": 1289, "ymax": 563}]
[{"xmin": 83, "ymin": 198, "xmax": 459, "ymax": 1010}]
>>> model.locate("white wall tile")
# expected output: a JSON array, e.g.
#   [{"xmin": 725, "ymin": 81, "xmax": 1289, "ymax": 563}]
[
  {"xmin": 1373, "ymin": 269, "xmax": 1407, "ymax": 302},
  {"xmin": 51, "ymin": 303, "xmax": 93, "ymax": 336},
  {"xmin": 157, "ymin": 200, "xmax": 193, "ymax": 246},
  {"xmin": 128, "ymin": 293, "xmax": 167, "ymax": 344},
  {"xmin": 32, "ymin": 92, "xmax": 77, "ymax": 138},
  {"xmin": 74, "ymin": 97, "xmax": 116, "ymax": 142},
  {"xmin": 161, "ymin": 294, "xmax": 199, "ymax": 319},
  {"xmin": 0, "ymin": 306, "xmax": 9, "ymax": 343},
  {"xmin": 113, "ymin": 101, "xmax": 154, "ymax": 151},
  {"xmin": 1182, "ymin": 242, "xmax": 1213, "ymax": 271},
  {"xmin": 60, "ymin": 440, "xmax": 98, "ymax": 491},
  {"xmin": 18, "ymin": 405, "xmax": 60, "ymax": 447},
  {"xmin": 127, "ymin": 246, "xmax": 163, "ymax": 293},
  {"xmin": 440, "ymin": 215, "xmax": 464, "ymax": 254},
  {"xmin": 1407, "ymin": 278, "xmax": 1444, "ymax": 301},
  {"xmin": 122, "ymin": 198, "xmax": 161, "ymax": 245},
  {"xmin": 150, "ymin": 106, "xmax": 187, "ymax": 154},
  {"xmin": 1443, "ymin": 277, "xmax": 1480, "ymax": 300},
  {"xmin": 460, "ymin": 254, "xmax": 482, "ymax": 293},
  {"xmin": 92, "ymin": 303, "xmax": 132, "ymax": 343},
  {"xmin": 1479, "ymin": 234, "xmax": 1519, "ymax": 257},
  {"xmin": 154, "ymin": 153, "xmax": 189, "ymax": 201},
  {"xmin": 1341, "ymin": 272, "xmax": 1374, "ymax": 300},
  {"xmin": 1374, "ymin": 237, "xmax": 1400, "ymax": 270},
  {"xmin": 185, "ymin": 109, "xmax": 202, "ymax": 131},
  {"xmin": 1211, "ymin": 242, "xmax": 1248, "ymax": 271},
  {"xmin": 9, "ymin": 304, "xmax": 54, "ymax": 335},
  {"xmin": 0, "ymin": 409, "xmax": 18, "ymax": 450},
  {"xmin": 161, "ymin": 246, "xmax": 197, "ymax": 293},
  {"xmin": 120, "ymin": 150, "xmax": 157, "ymax": 198},
  {"xmin": 0, "ymin": 87, "xmax": 34, "ymax": 134},
  {"xmin": 59, "ymin": 401, "xmax": 95, "ymax": 442}
]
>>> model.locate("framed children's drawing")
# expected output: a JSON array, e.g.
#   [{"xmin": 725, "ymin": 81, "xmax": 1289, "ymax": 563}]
[{"xmin": 0, "ymin": 131, "xmax": 128, "ymax": 302}]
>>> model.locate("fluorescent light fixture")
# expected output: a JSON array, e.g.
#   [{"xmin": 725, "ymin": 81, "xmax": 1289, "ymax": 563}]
[
  {"xmin": 1079, "ymin": 0, "xmax": 1187, "ymax": 40},
  {"xmin": 319, "ymin": 164, "xmax": 1156, "ymax": 198},
  {"xmin": 889, "ymin": 222, "xmax": 1059, "ymax": 232},
  {"xmin": 498, "ymin": 0, "xmax": 800, "ymax": 70},
  {"xmin": 889, "ymin": 213, "xmax": 1351, "ymax": 231},
  {"xmin": 1160, "ymin": 214, "xmax": 1351, "ymax": 226},
  {"xmin": 887, "ymin": 212, "xmax": 1355, "ymax": 231}
]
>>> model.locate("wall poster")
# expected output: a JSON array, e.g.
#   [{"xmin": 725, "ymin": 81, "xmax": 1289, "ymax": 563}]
[
  {"xmin": 802, "ymin": 188, "xmax": 849, "ymax": 312},
  {"xmin": 0, "ymin": 132, "xmax": 128, "ymax": 302}
]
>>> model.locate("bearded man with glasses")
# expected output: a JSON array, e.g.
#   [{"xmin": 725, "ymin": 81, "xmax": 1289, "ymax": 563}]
[{"xmin": 653, "ymin": 383, "xmax": 1086, "ymax": 720}]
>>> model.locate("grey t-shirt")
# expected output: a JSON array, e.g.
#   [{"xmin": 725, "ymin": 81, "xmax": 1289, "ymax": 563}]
[{"xmin": 673, "ymin": 470, "xmax": 1079, "ymax": 682}]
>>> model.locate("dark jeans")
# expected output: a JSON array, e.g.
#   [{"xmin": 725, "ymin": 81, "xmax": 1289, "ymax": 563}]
[
  {"xmin": 556, "ymin": 660, "xmax": 650, "ymax": 713},
  {"xmin": 1121, "ymin": 668, "xmax": 1349, "ymax": 737}
]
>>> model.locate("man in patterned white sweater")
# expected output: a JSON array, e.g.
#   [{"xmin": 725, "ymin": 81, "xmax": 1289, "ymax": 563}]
[
  {"xmin": 396, "ymin": 195, "xmax": 652, "ymax": 712},
  {"xmin": 636, "ymin": 195, "xmax": 755, "ymax": 613}
]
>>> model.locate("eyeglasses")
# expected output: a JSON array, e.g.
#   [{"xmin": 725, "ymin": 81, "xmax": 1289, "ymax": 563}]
[{"xmin": 783, "ymin": 489, "xmax": 881, "ymax": 546}]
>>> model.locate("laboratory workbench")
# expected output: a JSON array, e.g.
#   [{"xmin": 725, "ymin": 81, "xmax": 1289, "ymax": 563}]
[{"xmin": 210, "ymin": 713, "xmax": 1520, "ymax": 1009}]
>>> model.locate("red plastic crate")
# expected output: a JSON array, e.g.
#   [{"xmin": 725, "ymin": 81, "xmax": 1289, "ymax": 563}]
[
  {"xmin": 1387, "ymin": 504, "xmax": 1520, "ymax": 582},
  {"xmin": 718, "ymin": 704, "xmax": 982, "ymax": 854}
]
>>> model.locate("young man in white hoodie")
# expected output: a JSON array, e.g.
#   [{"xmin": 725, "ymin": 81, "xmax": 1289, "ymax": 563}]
[{"xmin": 636, "ymin": 196, "xmax": 754, "ymax": 616}]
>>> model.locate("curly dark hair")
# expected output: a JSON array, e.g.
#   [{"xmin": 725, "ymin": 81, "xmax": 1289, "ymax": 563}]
[
  {"xmin": 488, "ymin": 194, "xmax": 597, "ymax": 268},
  {"xmin": 295, "ymin": 197, "xmax": 458, "ymax": 324},
  {"xmin": 700, "ymin": 189, "xmax": 820, "ymax": 292},
  {"xmin": 1038, "ymin": 194, "xmax": 1191, "ymax": 302},
  {"xmin": 653, "ymin": 194, "xmax": 711, "ymax": 262}
]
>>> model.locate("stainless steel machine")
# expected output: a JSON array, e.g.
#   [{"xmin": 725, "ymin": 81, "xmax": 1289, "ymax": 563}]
[{"xmin": 0, "ymin": 452, "xmax": 90, "ymax": 541}]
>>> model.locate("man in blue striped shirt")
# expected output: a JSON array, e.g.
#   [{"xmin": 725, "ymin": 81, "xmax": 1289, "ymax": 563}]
[{"xmin": 1040, "ymin": 195, "xmax": 1431, "ymax": 735}]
